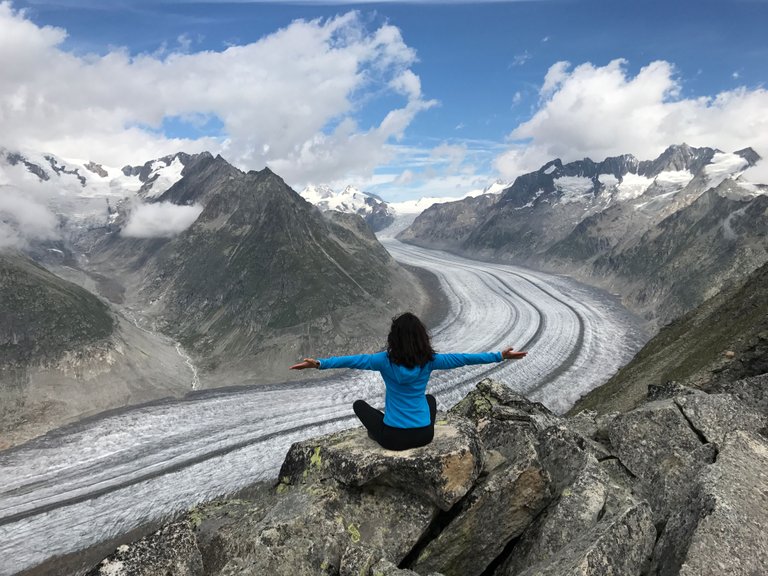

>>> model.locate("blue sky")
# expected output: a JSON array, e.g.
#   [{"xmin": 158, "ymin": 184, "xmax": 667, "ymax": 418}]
[{"xmin": 4, "ymin": 0, "xmax": 768, "ymax": 200}]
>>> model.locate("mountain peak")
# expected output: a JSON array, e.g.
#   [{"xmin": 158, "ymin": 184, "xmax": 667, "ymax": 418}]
[{"xmin": 735, "ymin": 147, "xmax": 761, "ymax": 166}]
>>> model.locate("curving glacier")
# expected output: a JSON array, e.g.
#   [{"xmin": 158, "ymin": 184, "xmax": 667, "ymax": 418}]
[{"xmin": 0, "ymin": 232, "xmax": 647, "ymax": 575}]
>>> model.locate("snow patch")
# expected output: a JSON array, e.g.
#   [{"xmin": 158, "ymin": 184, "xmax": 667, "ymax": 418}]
[
  {"xmin": 655, "ymin": 169, "xmax": 694, "ymax": 190},
  {"xmin": 143, "ymin": 157, "xmax": 186, "ymax": 198},
  {"xmin": 598, "ymin": 174, "xmax": 619, "ymax": 187},
  {"xmin": 554, "ymin": 176, "xmax": 594, "ymax": 204},
  {"xmin": 617, "ymin": 173, "xmax": 653, "ymax": 201},
  {"xmin": 544, "ymin": 164, "xmax": 557, "ymax": 175},
  {"xmin": 705, "ymin": 153, "xmax": 749, "ymax": 188}
]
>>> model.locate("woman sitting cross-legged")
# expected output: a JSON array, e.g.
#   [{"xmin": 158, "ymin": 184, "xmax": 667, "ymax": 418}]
[{"xmin": 290, "ymin": 312, "xmax": 527, "ymax": 451}]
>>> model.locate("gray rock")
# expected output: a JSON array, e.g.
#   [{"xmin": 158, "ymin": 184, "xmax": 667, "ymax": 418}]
[
  {"xmin": 675, "ymin": 393, "xmax": 766, "ymax": 445},
  {"xmin": 450, "ymin": 378, "xmax": 559, "ymax": 431},
  {"xmin": 411, "ymin": 427, "xmax": 552, "ymax": 576},
  {"xmin": 87, "ymin": 520, "xmax": 203, "ymax": 576},
  {"xmin": 369, "ymin": 559, "xmax": 446, "ymax": 576},
  {"xmin": 651, "ymin": 430, "xmax": 768, "ymax": 576},
  {"xmin": 513, "ymin": 497, "xmax": 655, "ymax": 576},
  {"xmin": 499, "ymin": 458, "xmax": 609, "ymax": 575},
  {"xmin": 340, "ymin": 544, "xmax": 381, "ymax": 576},
  {"xmin": 714, "ymin": 373, "xmax": 768, "ymax": 415},
  {"xmin": 279, "ymin": 415, "xmax": 483, "ymax": 511},
  {"xmin": 608, "ymin": 399, "xmax": 711, "ymax": 521},
  {"xmin": 213, "ymin": 481, "xmax": 436, "ymax": 576}
]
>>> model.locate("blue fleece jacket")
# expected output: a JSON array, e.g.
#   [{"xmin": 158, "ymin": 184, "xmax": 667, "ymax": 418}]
[{"xmin": 317, "ymin": 351, "xmax": 503, "ymax": 428}]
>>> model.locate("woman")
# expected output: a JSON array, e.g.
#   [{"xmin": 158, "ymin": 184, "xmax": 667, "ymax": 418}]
[{"xmin": 290, "ymin": 312, "xmax": 528, "ymax": 451}]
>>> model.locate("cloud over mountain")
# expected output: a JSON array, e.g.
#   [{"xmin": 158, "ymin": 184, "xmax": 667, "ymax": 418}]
[
  {"xmin": 122, "ymin": 202, "xmax": 204, "ymax": 238},
  {"xmin": 0, "ymin": 3, "xmax": 433, "ymax": 186},
  {"xmin": 495, "ymin": 59, "xmax": 768, "ymax": 181}
]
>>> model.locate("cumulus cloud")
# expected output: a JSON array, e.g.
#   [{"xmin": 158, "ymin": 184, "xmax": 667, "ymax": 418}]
[
  {"xmin": 495, "ymin": 59, "xmax": 768, "ymax": 182},
  {"xmin": 0, "ymin": 2, "xmax": 433, "ymax": 187},
  {"xmin": 122, "ymin": 202, "xmax": 204, "ymax": 238}
]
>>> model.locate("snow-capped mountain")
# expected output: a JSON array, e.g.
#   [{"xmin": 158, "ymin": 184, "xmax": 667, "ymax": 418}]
[
  {"xmin": 389, "ymin": 179, "xmax": 508, "ymax": 215},
  {"xmin": 401, "ymin": 144, "xmax": 767, "ymax": 326},
  {"xmin": 0, "ymin": 147, "xmax": 192, "ymax": 199},
  {"xmin": 300, "ymin": 184, "xmax": 394, "ymax": 231}
]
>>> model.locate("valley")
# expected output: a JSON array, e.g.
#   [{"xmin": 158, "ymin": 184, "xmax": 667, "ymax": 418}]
[{"xmin": 0, "ymin": 228, "xmax": 646, "ymax": 576}]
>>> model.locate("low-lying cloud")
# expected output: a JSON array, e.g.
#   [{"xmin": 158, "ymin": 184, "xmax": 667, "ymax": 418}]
[
  {"xmin": 122, "ymin": 202, "xmax": 204, "ymax": 238},
  {"xmin": 0, "ymin": 161, "xmax": 61, "ymax": 249},
  {"xmin": 495, "ymin": 59, "xmax": 768, "ymax": 181}
]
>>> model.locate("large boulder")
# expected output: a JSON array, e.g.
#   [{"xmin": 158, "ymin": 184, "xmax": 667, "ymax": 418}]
[
  {"xmin": 513, "ymin": 497, "xmax": 655, "ymax": 576},
  {"xmin": 279, "ymin": 415, "xmax": 483, "ymax": 511},
  {"xmin": 651, "ymin": 430, "xmax": 768, "ymax": 576},
  {"xmin": 410, "ymin": 426, "xmax": 551, "ymax": 576},
  {"xmin": 607, "ymin": 399, "xmax": 713, "ymax": 522},
  {"xmin": 674, "ymin": 393, "xmax": 766, "ymax": 445},
  {"xmin": 497, "ymin": 459, "xmax": 655, "ymax": 576}
]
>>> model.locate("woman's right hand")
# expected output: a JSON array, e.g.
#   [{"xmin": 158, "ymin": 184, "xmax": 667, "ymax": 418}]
[
  {"xmin": 502, "ymin": 348, "xmax": 527, "ymax": 360},
  {"xmin": 290, "ymin": 358, "xmax": 320, "ymax": 370}
]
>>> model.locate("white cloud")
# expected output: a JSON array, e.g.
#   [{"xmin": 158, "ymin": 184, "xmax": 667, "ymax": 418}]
[
  {"xmin": 0, "ymin": 188, "xmax": 59, "ymax": 248},
  {"xmin": 0, "ymin": 3, "xmax": 433, "ymax": 188},
  {"xmin": 495, "ymin": 59, "xmax": 768, "ymax": 182},
  {"xmin": 122, "ymin": 202, "xmax": 204, "ymax": 238},
  {"xmin": 0, "ymin": 162, "xmax": 61, "ymax": 249}
]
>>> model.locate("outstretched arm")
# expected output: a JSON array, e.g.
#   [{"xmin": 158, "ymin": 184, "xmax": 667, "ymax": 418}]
[
  {"xmin": 431, "ymin": 348, "xmax": 527, "ymax": 370},
  {"xmin": 290, "ymin": 352, "xmax": 388, "ymax": 371}
]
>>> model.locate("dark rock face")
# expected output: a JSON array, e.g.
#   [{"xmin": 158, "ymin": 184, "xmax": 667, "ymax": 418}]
[
  {"xmin": 88, "ymin": 375, "xmax": 768, "ymax": 576},
  {"xmin": 86, "ymin": 155, "xmax": 427, "ymax": 381}
]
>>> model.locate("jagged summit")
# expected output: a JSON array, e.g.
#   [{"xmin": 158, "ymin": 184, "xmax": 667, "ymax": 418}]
[
  {"xmin": 400, "ymin": 143, "xmax": 768, "ymax": 326},
  {"xmin": 300, "ymin": 182, "xmax": 395, "ymax": 232}
]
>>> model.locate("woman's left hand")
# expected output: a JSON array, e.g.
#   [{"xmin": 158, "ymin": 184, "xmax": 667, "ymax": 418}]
[
  {"xmin": 502, "ymin": 348, "xmax": 527, "ymax": 360},
  {"xmin": 290, "ymin": 358, "xmax": 320, "ymax": 370}
]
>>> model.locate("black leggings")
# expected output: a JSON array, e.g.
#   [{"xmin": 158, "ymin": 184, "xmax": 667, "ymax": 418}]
[{"xmin": 353, "ymin": 395, "xmax": 437, "ymax": 451}]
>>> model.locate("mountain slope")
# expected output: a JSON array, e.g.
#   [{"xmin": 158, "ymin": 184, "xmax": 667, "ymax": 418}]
[
  {"xmin": 570, "ymin": 259, "xmax": 768, "ymax": 415},
  {"xmin": 400, "ymin": 144, "xmax": 766, "ymax": 325},
  {"xmin": 85, "ymin": 157, "xmax": 429, "ymax": 383},
  {"xmin": 0, "ymin": 252, "xmax": 193, "ymax": 448}
]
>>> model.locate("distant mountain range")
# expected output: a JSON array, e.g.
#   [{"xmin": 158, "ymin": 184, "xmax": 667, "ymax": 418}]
[
  {"xmin": 300, "ymin": 184, "xmax": 394, "ymax": 232},
  {"xmin": 400, "ymin": 144, "xmax": 767, "ymax": 325},
  {"xmin": 0, "ymin": 148, "xmax": 431, "ymax": 446}
]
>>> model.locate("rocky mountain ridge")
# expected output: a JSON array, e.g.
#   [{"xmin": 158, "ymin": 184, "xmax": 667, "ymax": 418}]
[
  {"xmin": 0, "ymin": 148, "xmax": 432, "ymax": 446},
  {"xmin": 86, "ymin": 377, "xmax": 768, "ymax": 576},
  {"xmin": 400, "ymin": 144, "xmax": 766, "ymax": 326}
]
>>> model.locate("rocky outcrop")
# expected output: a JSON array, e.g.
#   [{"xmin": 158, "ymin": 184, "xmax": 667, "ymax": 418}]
[{"xmin": 88, "ymin": 376, "xmax": 768, "ymax": 576}]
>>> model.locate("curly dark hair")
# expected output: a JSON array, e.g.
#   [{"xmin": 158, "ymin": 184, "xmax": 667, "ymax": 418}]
[{"xmin": 386, "ymin": 312, "xmax": 436, "ymax": 369}]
